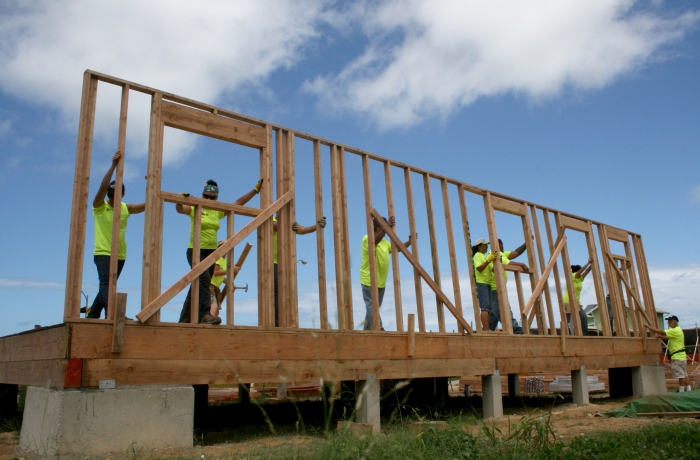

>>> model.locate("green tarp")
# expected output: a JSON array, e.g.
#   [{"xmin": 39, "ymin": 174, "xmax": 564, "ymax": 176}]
[{"xmin": 602, "ymin": 390, "xmax": 700, "ymax": 417}]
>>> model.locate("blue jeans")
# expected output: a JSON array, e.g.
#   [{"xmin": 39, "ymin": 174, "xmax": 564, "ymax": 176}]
[
  {"xmin": 476, "ymin": 283, "xmax": 492, "ymax": 312},
  {"xmin": 566, "ymin": 305, "xmax": 589, "ymax": 335},
  {"xmin": 362, "ymin": 284, "xmax": 385, "ymax": 330},
  {"xmin": 89, "ymin": 255, "xmax": 125, "ymax": 319},
  {"xmin": 488, "ymin": 290, "xmax": 524, "ymax": 334},
  {"xmin": 179, "ymin": 248, "xmax": 215, "ymax": 322}
]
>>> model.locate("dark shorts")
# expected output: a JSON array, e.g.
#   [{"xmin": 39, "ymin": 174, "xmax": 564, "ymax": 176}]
[{"xmin": 476, "ymin": 283, "xmax": 493, "ymax": 312}]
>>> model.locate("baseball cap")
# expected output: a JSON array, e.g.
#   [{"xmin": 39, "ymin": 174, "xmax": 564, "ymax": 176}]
[
  {"xmin": 473, "ymin": 238, "xmax": 489, "ymax": 246},
  {"xmin": 666, "ymin": 315, "xmax": 679, "ymax": 322}
]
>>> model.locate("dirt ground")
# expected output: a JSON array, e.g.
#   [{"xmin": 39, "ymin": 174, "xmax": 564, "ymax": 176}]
[{"xmin": 3, "ymin": 396, "xmax": 699, "ymax": 459}]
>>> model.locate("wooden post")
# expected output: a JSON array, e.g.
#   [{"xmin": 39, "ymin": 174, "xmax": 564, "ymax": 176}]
[
  {"xmin": 362, "ymin": 155, "xmax": 381, "ymax": 331},
  {"xmin": 598, "ymin": 225, "xmax": 628, "ymax": 337},
  {"xmin": 521, "ymin": 205, "xmax": 542, "ymax": 335},
  {"xmin": 404, "ymin": 168, "xmax": 425, "ymax": 332},
  {"xmin": 543, "ymin": 210, "xmax": 567, "ymax": 334},
  {"xmin": 423, "ymin": 174, "xmax": 445, "ymax": 332},
  {"xmin": 339, "ymin": 147, "xmax": 353, "ymax": 326},
  {"xmin": 258, "ymin": 125, "xmax": 274, "ymax": 327},
  {"xmin": 441, "ymin": 179, "xmax": 464, "ymax": 334},
  {"xmin": 111, "ymin": 293, "xmax": 127, "ymax": 353},
  {"xmin": 407, "ymin": 314, "xmax": 415, "ymax": 357},
  {"xmin": 530, "ymin": 206, "xmax": 556, "ymax": 335},
  {"xmin": 483, "ymin": 192, "xmax": 512, "ymax": 333},
  {"xmin": 555, "ymin": 212, "xmax": 582, "ymax": 336},
  {"xmin": 459, "ymin": 186, "xmax": 481, "ymax": 333},
  {"xmin": 287, "ymin": 133, "xmax": 299, "ymax": 327},
  {"xmin": 106, "ymin": 84, "xmax": 129, "ymax": 320},
  {"xmin": 586, "ymin": 221, "xmax": 610, "ymax": 337},
  {"xmin": 226, "ymin": 212, "xmax": 235, "ymax": 325},
  {"xmin": 633, "ymin": 234, "xmax": 657, "ymax": 328},
  {"xmin": 384, "ymin": 161, "xmax": 403, "ymax": 331},
  {"xmin": 514, "ymin": 272, "xmax": 527, "ymax": 334},
  {"xmin": 330, "ymin": 145, "xmax": 352, "ymax": 329},
  {"xmin": 64, "ymin": 72, "xmax": 98, "ymax": 320},
  {"xmin": 313, "ymin": 140, "xmax": 329, "ymax": 329},
  {"xmin": 140, "ymin": 92, "xmax": 164, "ymax": 324},
  {"xmin": 190, "ymin": 205, "xmax": 202, "ymax": 324}
]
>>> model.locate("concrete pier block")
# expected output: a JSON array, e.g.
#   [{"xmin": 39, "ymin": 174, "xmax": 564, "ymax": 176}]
[
  {"xmin": 571, "ymin": 366, "xmax": 589, "ymax": 406},
  {"xmin": 632, "ymin": 365, "xmax": 667, "ymax": 396},
  {"xmin": 277, "ymin": 382, "xmax": 288, "ymax": 399},
  {"xmin": 482, "ymin": 370, "xmax": 503, "ymax": 419},
  {"xmin": 20, "ymin": 385, "xmax": 194, "ymax": 457},
  {"xmin": 507, "ymin": 373, "xmax": 520, "ymax": 398},
  {"xmin": 355, "ymin": 375, "xmax": 380, "ymax": 433}
]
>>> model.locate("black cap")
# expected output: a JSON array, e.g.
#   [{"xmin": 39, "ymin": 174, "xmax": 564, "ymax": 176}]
[
  {"xmin": 666, "ymin": 315, "xmax": 679, "ymax": 322},
  {"xmin": 108, "ymin": 180, "xmax": 125, "ymax": 196}
]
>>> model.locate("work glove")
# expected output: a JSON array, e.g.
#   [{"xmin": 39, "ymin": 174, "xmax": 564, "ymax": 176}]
[
  {"xmin": 486, "ymin": 251, "xmax": 500, "ymax": 263},
  {"xmin": 180, "ymin": 192, "xmax": 191, "ymax": 198},
  {"xmin": 318, "ymin": 217, "xmax": 327, "ymax": 228},
  {"xmin": 254, "ymin": 179, "xmax": 263, "ymax": 194}
]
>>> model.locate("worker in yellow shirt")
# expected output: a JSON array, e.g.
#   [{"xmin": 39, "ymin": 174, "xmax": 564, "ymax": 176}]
[
  {"xmin": 176, "ymin": 178, "xmax": 261, "ymax": 325},
  {"xmin": 648, "ymin": 315, "xmax": 692, "ymax": 392},
  {"xmin": 472, "ymin": 238, "xmax": 499, "ymax": 330},
  {"xmin": 563, "ymin": 258, "xmax": 593, "ymax": 334},
  {"xmin": 88, "ymin": 151, "xmax": 144, "ymax": 318},
  {"xmin": 487, "ymin": 238, "xmax": 529, "ymax": 334},
  {"xmin": 360, "ymin": 215, "xmax": 413, "ymax": 330}
]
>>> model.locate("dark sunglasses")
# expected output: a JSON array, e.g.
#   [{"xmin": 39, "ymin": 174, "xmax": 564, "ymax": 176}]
[{"xmin": 203, "ymin": 194, "xmax": 218, "ymax": 200}]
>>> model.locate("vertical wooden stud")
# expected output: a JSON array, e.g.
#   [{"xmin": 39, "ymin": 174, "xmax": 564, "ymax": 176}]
[
  {"xmin": 226, "ymin": 212, "xmax": 235, "ymax": 325},
  {"xmin": 597, "ymin": 225, "xmax": 628, "ymax": 337},
  {"xmin": 423, "ymin": 174, "xmax": 445, "ymax": 333},
  {"xmin": 483, "ymin": 192, "xmax": 512, "ymax": 333},
  {"xmin": 543, "ymin": 210, "xmax": 567, "ymax": 334},
  {"xmin": 530, "ymin": 206, "xmax": 556, "ymax": 335},
  {"xmin": 521, "ymin": 204, "xmax": 542, "ymax": 335},
  {"xmin": 458, "ymin": 186, "xmax": 482, "ymax": 333},
  {"xmin": 585, "ymin": 221, "xmax": 610, "ymax": 336},
  {"xmin": 313, "ymin": 141, "xmax": 329, "ymax": 329},
  {"xmin": 384, "ymin": 161, "xmax": 403, "ymax": 331},
  {"xmin": 111, "ymin": 293, "xmax": 128, "ymax": 353},
  {"xmin": 190, "ymin": 205, "xmax": 202, "ymax": 324},
  {"xmin": 407, "ymin": 313, "xmax": 415, "ymax": 357},
  {"xmin": 362, "ymin": 155, "xmax": 381, "ymax": 331},
  {"xmin": 554, "ymin": 212, "xmax": 582, "ymax": 336},
  {"xmin": 339, "ymin": 147, "xmax": 353, "ymax": 326},
  {"xmin": 441, "ymin": 179, "xmax": 464, "ymax": 334},
  {"xmin": 404, "ymin": 168, "xmax": 425, "ymax": 332},
  {"xmin": 257, "ymin": 125, "xmax": 274, "ymax": 327},
  {"xmin": 633, "ymin": 234, "xmax": 657, "ymax": 328}
]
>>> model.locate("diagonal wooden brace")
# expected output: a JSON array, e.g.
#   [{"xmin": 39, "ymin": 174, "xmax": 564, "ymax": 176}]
[
  {"xmin": 522, "ymin": 233, "xmax": 567, "ymax": 321},
  {"xmin": 605, "ymin": 252, "xmax": 652, "ymax": 326},
  {"xmin": 370, "ymin": 208, "xmax": 473, "ymax": 334},
  {"xmin": 136, "ymin": 191, "xmax": 293, "ymax": 323}
]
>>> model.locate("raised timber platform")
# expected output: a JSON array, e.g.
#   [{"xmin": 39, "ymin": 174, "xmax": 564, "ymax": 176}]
[{"xmin": 0, "ymin": 321, "xmax": 661, "ymax": 388}]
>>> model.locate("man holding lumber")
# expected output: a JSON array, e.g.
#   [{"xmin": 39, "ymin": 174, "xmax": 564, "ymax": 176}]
[
  {"xmin": 648, "ymin": 315, "xmax": 692, "ymax": 392},
  {"xmin": 360, "ymin": 216, "xmax": 413, "ymax": 330}
]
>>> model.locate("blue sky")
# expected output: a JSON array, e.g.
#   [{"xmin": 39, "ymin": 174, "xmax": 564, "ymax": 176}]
[{"xmin": 1, "ymin": 0, "xmax": 700, "ymax": 336}]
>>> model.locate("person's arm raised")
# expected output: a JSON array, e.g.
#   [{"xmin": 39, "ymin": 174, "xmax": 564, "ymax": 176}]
[
  {"xmin": 93, "ymin": 151, "xmax": 120, "ymax": 208},
  {"xmin": 233, "ymin": 179, "xmax": 263, "ymax": 206}
]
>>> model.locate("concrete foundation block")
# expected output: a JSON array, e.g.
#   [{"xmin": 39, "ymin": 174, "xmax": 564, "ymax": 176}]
[
  {"xmin": 571, "ymin": 366, "xmax": 589, "ymax": 406},
  {"xmin": 482, "ymin": 370, "xmax": 503, "ymax": 419},
  {"xmin": 355, "ymin": 376, "xmax": 380, "ymax": 433},
  {"xmin": 632, "ymin": 365, "xmax": 667, "ymax": 396},
  {"xmin": 20, "ymin": 385, "xmax": 194, "ymax": 457}
]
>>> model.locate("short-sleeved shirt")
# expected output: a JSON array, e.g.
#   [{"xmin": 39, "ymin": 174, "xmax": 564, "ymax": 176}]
[
  {"xmin": 563, "ymin": 274, "xmax": 584, "ymax": 303},
  {"xmin": 273, "ymin": 216, "xmax": 278, "ymax": 264},
  {"xmin": 489, "ymin": 251, "xmax": 512, "ymax": 290},
  {"xmin": 211, "ymin": 257, "xmax": 227, "ymax": 288},
  {"xmin": 188, "ymin": 207, "xmax": 225, "ymax": 249},
  {"xmin": 360, "ymin": 235, "xmax": 391, "ymax": 288},
  {"xmin": 665, "ymin": 326, "xmax": 686, "ymax": 361},
  {"xmin": 473, "ymin": 252, "xmax": 493, "ymax": 285},
  {"xmin": 93, "ymin": 201, "xmax": 130, "ymax": 260}
]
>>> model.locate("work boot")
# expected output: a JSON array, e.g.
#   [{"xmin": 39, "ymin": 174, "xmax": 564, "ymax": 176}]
[{"xmin": 200, "ymin": 314, "xmax": 222, "ymax": 325}]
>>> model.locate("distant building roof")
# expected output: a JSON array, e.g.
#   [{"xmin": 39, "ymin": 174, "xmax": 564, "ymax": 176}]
[{"xmin": 583, "ymin": 303, "xmax": 668, "ymax": 315}]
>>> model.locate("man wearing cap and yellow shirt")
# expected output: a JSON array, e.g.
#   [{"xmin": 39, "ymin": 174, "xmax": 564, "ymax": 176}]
[
  {"xmin": 649, "ymin": 315, "xmax": 692, "ymax": 392},
  {"xmin": 486, "ymin": 238, "xmax": 528, "ymax": 334}
]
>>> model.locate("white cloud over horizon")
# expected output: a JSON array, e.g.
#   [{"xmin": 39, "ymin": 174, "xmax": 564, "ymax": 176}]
[{"xmin": 306, "ymin": 0, "xmax": 700, "ymax": 128}]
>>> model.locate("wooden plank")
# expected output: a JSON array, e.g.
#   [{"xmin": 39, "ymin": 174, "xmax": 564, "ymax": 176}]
[
  {"xmin": 543, "ymin": 209, "xmax": 567, "ymax": 334},
  {"xmin": 190, "ymin": 205, "xmax": 202, "ymax": 324},
  {"xmin": 555, "ymin": 212, "xmax": 583, "ymax": 336},
  {"xmin": 619, "ymin": 249, "xmax": 640, "ymax": 337},
  {"xmin": 371, "ymin": 208, "xmax": 472, "ymax": 333},
  {"xmin": 160, "ymin": 192, "xmax": 261, "ymax": 217},
  {"xmin": 514, "ymin": 273, "xmax": 527, "ymax": 335},
  {"xmin": 64, "ymin": 73, "xmax": 98, "ymax": 320},
  {"xmin": 407, "ymin": 314, "xmax": 415, "ymax": 357},
  {"xmin": 598, "ymin": 225, "xmax": 628, "ymax": 337},
  {"xmin": 288, "ymin": 132, "xmax": 299, "ymax": 327},
  {"xmin": 523, "ymin": 233, "xmax": 567, "ymax": 318},
  {"xmin": 226, "ymin": 213, "xmax": 235, "ymax": 325},
  {"xmin": 633, "ymin": 235, "xmax": 657, "ymax": 328},
  {"xmin": 441, "ymin": 179, "xmax": 464, "ymax": 334},
  {"xmin": 136, "ymin": 191, "xmax": 293, "ymax": 323},
  {"xmin": 313, "ymin": 141, "xmax": 329, "ymax": 329},
  {"xmin": 106, "ymin": 85, "xmax": 129, "ymax": 321},
  {"xmin": 586, "ymin": 221, "xmax": 611, "ymax": 337},
  {"xmin": 490, "ymin": 196, "xmax": 526, "ymax": 216},
  {"xmin": 404, "ymin": 168, "xmax": 425, "ymax": 332},
  {"xmin": 339, "ymin": 147, "xmax": 353, "ymax": 326},
  {"xmin": 330, "ymin": 145, "xmax": 348, "ymax": 329},
  {"xmin": 605, "ymin": 225, "xmax": 630, "ymax": 243},
  {"xmin": 605, "ymin": 252, "xmax": 652, "ymax": 326},
  {"xmin": 140, "ymin": 92, "xmax": 164, "ymax": 323},
  {"xmin": 530, "ymin": 206, "xmax": 556, "ymax": 335},
  {"xmin": 0, "ymin": 326, "xmax": 68, "ymax": 362},
  {"xmin": 362, "ymin": 155, "xmax": 381, "ymax": 331},
  {"xmin": 384, "ymin": 161, "xmax": 403, "ymax": 331},
  {"xmin": 560, "ymin": 215, "xmax": 589, "ymax": 233},
  {"xmin": 111, "ymin": 293, "xmax": 128, "ymax": 353},
  {"xmin": 0, "ymin": 359, "xmax": 70, "ymax": 388},
  {"xmin": 276, "ymin": 130, "xmax": 289, "ymax": 327},
  {"xmin": 560, "ymin": 321, "xmax": 567, "ymax": 354},
  {"xmin": 483, "ymin": 192, "xmax": 512, "ymax": 333},
  {"xmin": 258, "ymin": 125, "xmax": 274, "ymax": 327},
  {"xmin": 521, "ymin": 206, "xmax": 545, "ymax": 335},
  {"xmin": 161, "ymin": 100, "xmax": 266, "ymax": 148},
  {"xmin": 458, "ymin": 186, "xmax": 481, "ymax": 333},
  {"xmin": 423, "ymin": 174, "xmax": 445, "ymax": 332}
]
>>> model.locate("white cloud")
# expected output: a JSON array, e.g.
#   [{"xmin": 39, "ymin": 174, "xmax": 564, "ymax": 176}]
[
  {"xmin": 0, "ymin": 0, "xmax": 328, "ymax": 163},
  {"xmin": 0, "ymin": 278, "xmax": 65, "ymax": 290},
  {"xmin": 691, "ymin": 184, "xmax": 700, "ymax": 203},
  {"xmin": 305, "ymin": 0, "xmax": 700, "ymax": 128}
]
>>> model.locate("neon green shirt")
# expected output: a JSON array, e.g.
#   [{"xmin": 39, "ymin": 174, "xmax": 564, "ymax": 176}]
[
  {"xmin": 473, "ymin": 252, "xmax": 493, "ymax": 285},
  {"xmin": 273, "ymin": 216, "xmax": 278, "ymax": 264},
  {"xmin": 489, "ymin": 251, "xmax": 512, "ymax": 290},
  {"xmin": 93, "ymin": 201, "xmax": 130, "ymax": 260},
  {"xmin": 665, "ymin": 326, "xmax": 686, "ymax": 361},
  {"xmin": 211, "ymin": 257, "xmax": 226, "ymax": 288},
  {"xmin": 563, "ymin": 274, "xmax": 584, "ymax": 303},
  {"xmin": 360, "ymin": 235, "xmax": 391, "ymax": 288},
  {"xmin": 188, "ymin": 207, "xmax": 225, "ymax": 249}
]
